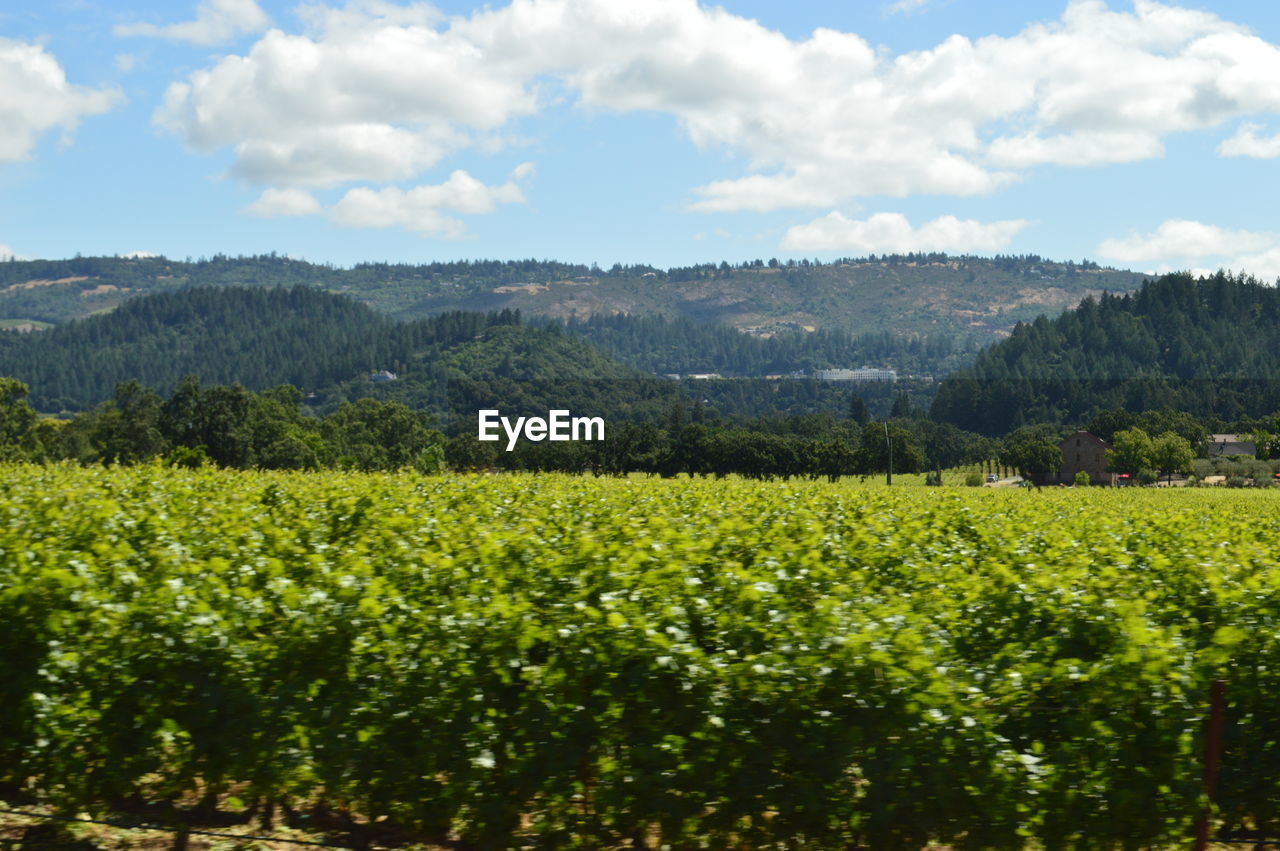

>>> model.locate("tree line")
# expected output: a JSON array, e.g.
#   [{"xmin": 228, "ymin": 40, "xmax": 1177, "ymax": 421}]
[
  {"xmin": 0, "ymin": 377, "xmax": 445, "ymax": 473},
  {"xmin": 5, "ymin": 370, "xmax": 1276, "ymax": 484},
  {"xmin": 0, "ymin": 375, "xmax": 998, "ymax": 480}
]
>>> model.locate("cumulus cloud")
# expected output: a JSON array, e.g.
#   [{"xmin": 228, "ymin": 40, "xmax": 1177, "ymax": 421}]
[
  {"xmin": 0, "ymin": 38, "xmax": 121, "ymax": 161},
  {"xmin": 242, "ymin": 166, "xmax": 532, "ymax": 236},
  {"xmin": 121, "ymin": 249, "xmax": 160, "ymax": 258},
  {"xmin": 115, "ymin": 0, "xmax": 270, "ymax": 46},
  {"xmin": 0, "ymin": 245, "xmax": 19, "ymax": 261},
  {"xmin": 245, "ymin": 188, "xmax": 324, "ymax": 217},
  {"xmin": 1097, "ymin": 218, "xmax": 1280, "ymax": 281},
  {"xmin": 1097, "ymin": 219, "xmax": 1274, "ymax": 263},
  {"xmin": 152, "ymin": 0, "xmax": 1280, "ymax": 223},
  {"xmin": 782, "ymin": 211, "xmax": 1029, "ymax": 253},
  {"xmin": 1218, "ymin": 247, "xmax": 1280, "ymax": 281},
  {"xmin": 1217, "ymin": 122, "xmax": 1280, "ymax": 158},
  {"xmin": 331, "ymin": 169, "xmax": 526, "ymax": 236}
]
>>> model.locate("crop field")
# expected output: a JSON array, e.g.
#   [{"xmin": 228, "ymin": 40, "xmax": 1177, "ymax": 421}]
[{"xmin": 2, "ymin": 465, "xmax": 1280, "ymax": 849}]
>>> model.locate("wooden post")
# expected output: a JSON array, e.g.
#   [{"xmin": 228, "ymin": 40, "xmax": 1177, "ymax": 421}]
[{"xmin": 1193, "ymin": 679, "xmax": 1227, "ymax": 851}]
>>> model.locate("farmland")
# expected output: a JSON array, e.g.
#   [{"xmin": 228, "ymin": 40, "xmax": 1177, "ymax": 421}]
[{"xmin": 3, "ymin": 466, "xmax": 1280, "ymax": 848}]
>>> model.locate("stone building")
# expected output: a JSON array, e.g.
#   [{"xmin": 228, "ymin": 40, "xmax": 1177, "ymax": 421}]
[{"xmin": 1058, "ymin": 430, "xmax": 1113, "ymax": 485}]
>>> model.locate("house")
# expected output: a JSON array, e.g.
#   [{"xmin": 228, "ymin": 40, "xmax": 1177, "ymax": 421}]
[
  {"xmin": 370, "ymin": 369, "xmax": 398, "ymax": 382},
  {"xmin": 1208, "ymin": 434, "xmax": 1256, "ymax": 457},
  {"xmin": 1058, "ymin": 430, "xmax": 1113, "ymax": 486}
]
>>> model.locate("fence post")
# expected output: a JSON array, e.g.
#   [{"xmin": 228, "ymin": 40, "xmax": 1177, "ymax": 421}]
[{"xmin": 1193, "ymin": 678, "xmax": 1227, "ymax": 851}]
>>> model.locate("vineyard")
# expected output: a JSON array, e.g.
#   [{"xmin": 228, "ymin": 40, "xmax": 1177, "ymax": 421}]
[{"xmin": 3, "ymin": 465, "xmax": 1280, "ymax": 849}]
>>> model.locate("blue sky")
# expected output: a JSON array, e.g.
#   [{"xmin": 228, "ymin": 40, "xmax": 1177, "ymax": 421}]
[{"xmin": 3, "ymin": 0, "xmax": 1280, "ymax": 275}]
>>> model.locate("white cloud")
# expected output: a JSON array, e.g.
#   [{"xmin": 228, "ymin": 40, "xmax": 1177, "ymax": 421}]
[
  {"xmin": 115, "ymin": 0, "xmax": 270, "ymax": 46},
  {"xmin": 987, "ymin": 130, "xmax": 1165, "ymax": 168},
  {"xmin": 1219, "ymin": 247, "xmax": 1280, "ymax": 281},
  {"xmin": 1097, "ymin": 219, "xmax": 1274, "ymax": 263},
  {"xmin": 114, "ymin": 53, "xmax": 138, "ymax": 73},
  {"xmin": 330, "ymin": 170, "xmax": 527, "ymax": 237},
  {"xmin": 0, "ymin": 244, "xmax": 18, "ymax": 260},
  {"xmin": 0, "ymin": 38, "xmax": 121, "ymax": 161},
  {"xmin": 1217, "ymin": 122, "xmax": 1280, "ymax": 158},
  {"xmin": 782, "ymin": 211, "xmax": 1029, "ymax": 253},
  {"xmin": 1097, "ymin": 218, "xmax": 1280, "ymax": 281},
  {"xmin": 152, "ymin": 0, "xmax": 1280, "ymax": 221},
  {"xmin": 245, "ymin": 188, "xmax": 324, "ymax": 217},
  {"xmin": 243, "ymin": 170, "xmax": 528, "ymax": 236},
  {"xmin": 121, "ymin": 249, "xmax": 160, "ymax": 258}
]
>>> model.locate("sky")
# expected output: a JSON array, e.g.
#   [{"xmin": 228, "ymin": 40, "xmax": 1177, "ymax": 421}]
[{"xmin": 3, "ymin": 0, "xmax": 1280, "ymax": 276}]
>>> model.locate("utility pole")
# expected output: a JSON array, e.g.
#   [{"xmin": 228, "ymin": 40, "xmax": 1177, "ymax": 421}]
[{"xmin": 884, "ymin": 420, "xmax": 893, "ymax": 486}]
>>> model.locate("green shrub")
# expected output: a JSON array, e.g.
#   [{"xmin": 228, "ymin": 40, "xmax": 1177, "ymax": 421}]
[{"xmin": 165, "ymin": 444, "xmax": 209, "ymax": 469}]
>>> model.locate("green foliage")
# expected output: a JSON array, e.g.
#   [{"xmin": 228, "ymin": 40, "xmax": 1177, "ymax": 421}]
[
  {"xmin": 999, "ymin": 424, "xmax": 1062, "ymax": 483},
  {"xmin": 322, "ymin": 398, "xmax": 444, "ymax": 473},
  {"xmin": 0, "ymin": 377, "xmax": 37, "ymax": 460},
  {"xmin": 859, "ymin": 420, "xmax": 925, "ymax": 477},
  {"xmin": 934, "ymin": 271, "xmax": 1280, "ymax": 433},
  {"xmin": 1150, "ymin": 431, "xmax": 1195, "ymax": 483},
  {"xmin": 1108, "ymin": 427, "xmax": 1154, "ymax": 476},
  {"xmin": 0, "ymin": 285, "xmax": 536, "ymax": 412},
  {"xmin": 563, "ymin": 312, "xmax": 960, "ymax": 377},
  {"xmin": 165, "ymin": 444, "xmax": 208, "ymax": 469},
  {"xmin": 1088, "ymin": 408, "xmax": 1208, "ymax": 449},
  {"xmin": 1072, "ymin": 470, "xmax": 1091, "ymax": 487},
  {"xmin": 445, "ymin": 432, "xmax": 500, "ymax": 472},
  {"xmin": 3, "ymin": 470, "xmax": 1280, "ymax": 848},
  {"xmin": 965, "ymin": 470, "xmax": 984, "ymax": 487},
  {"xmin": 848, "ymin": 393, "xmax": 869, "ymax": 425}
]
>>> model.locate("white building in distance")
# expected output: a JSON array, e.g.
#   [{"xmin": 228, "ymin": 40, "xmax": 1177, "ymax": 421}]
[{"xmin": 814, "ymin": 367, "xmax": 897, "ymax": 382}]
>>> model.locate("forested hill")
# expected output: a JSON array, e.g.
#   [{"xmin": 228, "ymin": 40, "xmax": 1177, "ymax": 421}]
[
  {"xmin": 0, "ymin": 286, "xmax": 645, "ymax": 412},
  {"xmin": 931, "ymin": 271, "xmax": 1280, "ymax": 434},
  {"xmin": 561, "ymin": 313, "xmax": 962, "ymax": 376},
  {"xmin": 0, "ymin": 253, "xmax": 1147, "ymax": 352}
]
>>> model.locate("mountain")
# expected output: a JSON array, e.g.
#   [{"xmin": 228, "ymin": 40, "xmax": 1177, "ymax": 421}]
[
  {"xmin": 0, "ymin": 285, "xmax": 652, "ymax": 413},
  {"xmin": 931, "ymin": 271, "xmax": 1280, "ymax": 434},
  {"xmin": 429, "ymin": 255, "xmax": 1147, "ymax": 349},
  {"xmin": 0, "ymin": 254, "xmax": 1148, "ymax": 357}
]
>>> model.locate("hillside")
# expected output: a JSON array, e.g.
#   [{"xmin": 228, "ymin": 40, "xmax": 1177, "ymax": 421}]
[
  {"xmin": 931, "ymin": 271, "xmax": 1280, "ymax": 434},
  {"xmin": 0, "ymin": 254, "xmax": 1147, "ymax": 355},
  {"xmin": 560, "ymin": 312, "xmax": 964, "ymax": 376},
  {"xmin": 0, "ymin": 286, "xmax": 654, "ymax": 413},
  {"xmin": 438, "ymin": 256, "xmax": 1146, "ymax": 349}
]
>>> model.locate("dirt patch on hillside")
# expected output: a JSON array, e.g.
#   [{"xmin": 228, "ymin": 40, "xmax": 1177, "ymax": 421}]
[
  {"xmin": 80, "ymin": 284, "xmax": 125, "ymax": 297},
  {"xmin": 493, "ymin": 283, "xmax": 548, "ymax": 294},
  {"xmin": 6, "ymin": 275, "xmax": 91, "ymax": 292}
]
